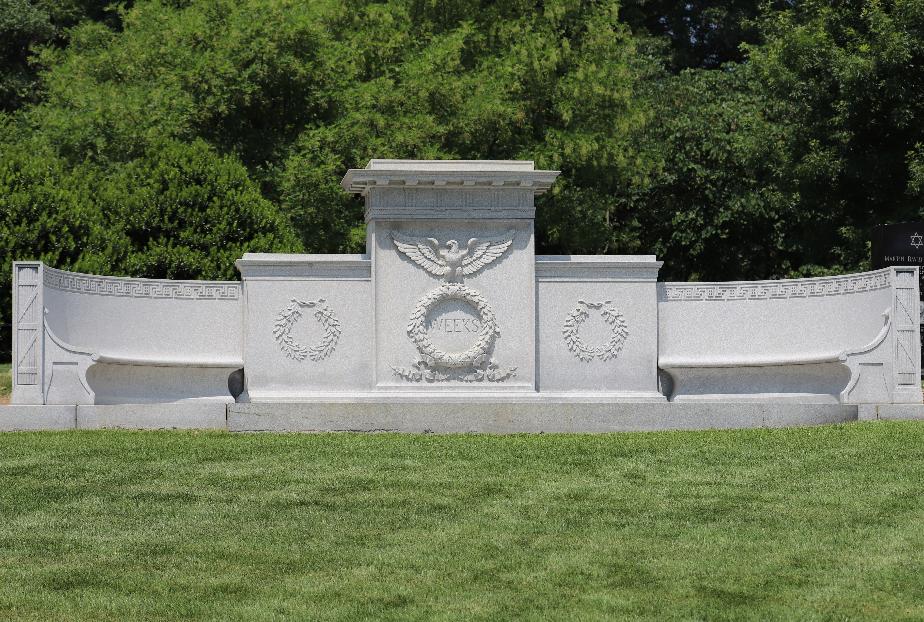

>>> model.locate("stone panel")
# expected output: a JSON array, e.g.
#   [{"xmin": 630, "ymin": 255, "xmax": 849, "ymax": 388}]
[
  {"xmin": 237, "ymin": 255, "xmax": 373, "ymax": 400},
  {"xmin": 536, "ymin": 256, "xmax": 663, "ymax": 399}
]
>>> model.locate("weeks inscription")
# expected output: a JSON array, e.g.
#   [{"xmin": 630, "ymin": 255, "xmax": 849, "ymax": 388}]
[{"xmin": 427, "ymin": 317, "xmax": 482, "ymax": 333}]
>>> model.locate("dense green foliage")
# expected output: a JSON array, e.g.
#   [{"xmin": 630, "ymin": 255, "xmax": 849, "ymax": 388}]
[
  {"xmin": 0, "ymin": 0, "xmax": 123, "ymax": 111},
  {"xmin": 1, "ymin": 423, "xmax": 923, "ymax": 619},
  {"xmin": 2, "ymin": 0, "xmax": 924, "ymax": 356}
]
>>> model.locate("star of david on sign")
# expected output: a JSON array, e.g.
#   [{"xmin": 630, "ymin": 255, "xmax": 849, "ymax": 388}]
[{"xmin": 911, "ymin": 233, "xmax": 923, "ymax": 249}]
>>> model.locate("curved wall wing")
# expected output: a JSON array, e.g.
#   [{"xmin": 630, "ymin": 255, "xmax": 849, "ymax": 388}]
[
  {"xmin": 13, "ymin": 264, "xmax": 243, "ymax": 405},
  {"xmin": 658, "ymin": 267, "xmax": 921, "ymax": 404}
]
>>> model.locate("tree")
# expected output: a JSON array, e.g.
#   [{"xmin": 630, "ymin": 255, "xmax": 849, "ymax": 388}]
[
  {"xmin": 0, "ymin": 0, "xmax": 124, "ymax": 111},
  {"xmin": 0, "ymin": 133, "xmax": 101, "ymax": 359},
  {"xmin": 619, "ymin": 0, "xmax": 773, "ymax": 70},
  {"xmin": 747, "ymin": 0, "xmax": 924, "ymax": 272},
  {"xmin": 89, "ymin": 138, "xmax": 302, "ymax": 280},
  {"xmin": 630, "ymin": 66, "xmax": 801, "ymax": 280}
]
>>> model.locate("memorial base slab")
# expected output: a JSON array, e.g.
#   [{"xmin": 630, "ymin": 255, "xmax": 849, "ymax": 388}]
[
  {"xmin": 226, "ymin": 401, "xmax": 858, "ymax": 433},
  {"xmin": 3, "ymin": 401, "xmax": 905, "ymax": 432},
  {"xmin": 76, "ymin": 403, "xmax": 228, "ymax": 430}
]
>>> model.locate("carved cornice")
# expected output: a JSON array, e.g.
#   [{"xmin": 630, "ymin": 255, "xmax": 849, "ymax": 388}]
[
  {"xmin": 342, "ymin": 159, "xmax": 560, "ymax": 199},
  {"xmin": 660, "ymin": 269, "xmax": 892, "ymax": 301},
  {"xmin": 343, "ymin": 172, "xmax": 560, "ymax": 196},
  {"xmin": 44, "ymin": 267, "xmax": 241, "ymax": 300}
]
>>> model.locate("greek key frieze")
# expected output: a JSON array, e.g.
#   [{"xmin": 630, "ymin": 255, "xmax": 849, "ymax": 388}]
[
  {"xmin": 662, "ymin": 270, "xmax": 891, "ymax": 301},
  {"xmin": 43, "ymin": 267, "xmax": 240, "ymax": 300}
]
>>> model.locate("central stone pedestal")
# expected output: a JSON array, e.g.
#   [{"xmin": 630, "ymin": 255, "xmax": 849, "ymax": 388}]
[
  {"xmin": 354, "ymin": 160, "xmax": 550, "ymax": 393},
  {"xmin": 236, "ymin": 159, "xmax": 664, "ymax": 402}
]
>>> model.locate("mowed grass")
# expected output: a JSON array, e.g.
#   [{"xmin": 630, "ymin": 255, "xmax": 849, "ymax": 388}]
[
  {"xmin": 1, "ymin": 424, "xmax": 923, "ymax": 621},
  {"xmin": 0, "ymin": 364, "xmax": 10, "ymax": 404}
]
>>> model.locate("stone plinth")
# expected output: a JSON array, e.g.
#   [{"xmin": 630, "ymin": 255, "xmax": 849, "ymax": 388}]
[{"xmin": 351, "ymin": 160, "xmax": 555, "ymax": 393}]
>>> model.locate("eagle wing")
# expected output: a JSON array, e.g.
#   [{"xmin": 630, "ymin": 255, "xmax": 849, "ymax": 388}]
[
  {"xmin": 461, "ymin": 230, "xmax": 516, "ymax": 276},
  {"xmin": 391, "ymin": 232, "xmax": 449, "ymax": 277}
]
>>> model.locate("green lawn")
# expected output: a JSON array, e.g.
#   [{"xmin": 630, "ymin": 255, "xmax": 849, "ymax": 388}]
[
  {"xmin": 1, "ymin": 424, "xmax": 923, "ymax": 621},
  {"xmin": 0, "ymin": 363, "xmax": 10, "ymax": 403}
]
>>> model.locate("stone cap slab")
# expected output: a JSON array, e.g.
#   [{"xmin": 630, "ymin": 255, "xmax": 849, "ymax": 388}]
[
  {"xmin": 342, "ymin": 159, "xmax": 560, "ymax": 221},
  {"xmin": 536, "ymin": 255, "xmax": 663, "ymax": 282},
  {"xmin": 236, "ymin": 253, "xmax": 370, "ymax": 280}
]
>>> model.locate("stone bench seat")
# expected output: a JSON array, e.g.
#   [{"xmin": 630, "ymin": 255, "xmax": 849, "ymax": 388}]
[
  {"xmin": 90, "ymin": 353, "xmax": 243, "ymax": 368},
  {"xmin": 20, "ymin": 266, "xmax": 244, "ymax": 405},
  {"xmin": 659, "ymin": 352, "xmax": 846, "ymax": 368}
]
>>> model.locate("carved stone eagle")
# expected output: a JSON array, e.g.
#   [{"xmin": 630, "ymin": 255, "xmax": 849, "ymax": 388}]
[{"xmin": 391, "ymin": 230, "xmax": 516, "ymax": 282}]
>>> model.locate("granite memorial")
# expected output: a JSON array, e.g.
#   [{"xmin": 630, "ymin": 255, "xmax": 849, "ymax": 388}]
[{"xmin": 4, "ymin": 159, "xmax": 922, "ymax": 431}]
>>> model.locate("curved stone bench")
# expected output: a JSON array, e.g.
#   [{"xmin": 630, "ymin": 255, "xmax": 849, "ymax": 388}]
[
  {"xmin": 657, "ymin": 268, "xmax": 920, "ymax": 404},
  {"xmin": 17, "ymin": 264, "xmax": 242, "ymax": 405}
]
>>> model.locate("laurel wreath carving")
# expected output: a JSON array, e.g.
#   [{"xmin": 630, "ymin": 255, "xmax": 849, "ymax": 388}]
[
  {"xmin": 391, "ymin": 359, "xmax": 517, "ymax": 383},
  {"xmin": 392, "ymin": 282, "xmax": 516, "ymax": 382},
  {"xmin": 562, "ymin": 300, "xmax": 629, "ymax": 362},
  {"xmin": 273, "ymin": 298, "xmax": 341, "ymax": 362},
  {"xmin": 406, "ymin": 282, "xmax": 498, "ymax": 368}
]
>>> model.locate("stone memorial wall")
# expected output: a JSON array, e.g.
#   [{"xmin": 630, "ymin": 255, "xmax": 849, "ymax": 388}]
[{"xmin": 5, "ymin": 160, "xmax": 922, "ymax": 431}]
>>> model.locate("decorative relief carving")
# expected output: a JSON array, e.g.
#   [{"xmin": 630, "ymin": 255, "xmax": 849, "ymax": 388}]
[
  {"xmin": 392, "ymin": 360, "xmax": 517, "ymax": 383},
  {"xmin": 406, "ymin": 283, "xmax": 496, "ymax": 368},
  {"xmin": 663, "ymin": 270, "xmax": 891, "ymax": 301},
  {"xmin": 562, "ymin": 300, "xmax": 629, "ymax": 362},
  {"xmin": 273, "ymin": 298, "xmax": 341, "ymax": 362},
  {"xmin": 392, "ymin": 230, "xmax": 515, "ymax": 282},
  {"xmin": 44, "ymin": 267, "xmax": 240, "ymax": 300},
  {"xmin": 391, "ymin": 283, "xmax": 516, "ymax": 382},
  {"xmin": 390, "ymin": 231, "xmax": 517, "ymax": 382}
]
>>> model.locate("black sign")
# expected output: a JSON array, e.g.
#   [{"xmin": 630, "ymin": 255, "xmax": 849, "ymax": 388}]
[
  {"xmin": 871, "ymin": 222, "xmax": 924, "ymax": 269},
  {"xmin": 872, "ymin": 222, "xmax": 924, "ymax": 376}
]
